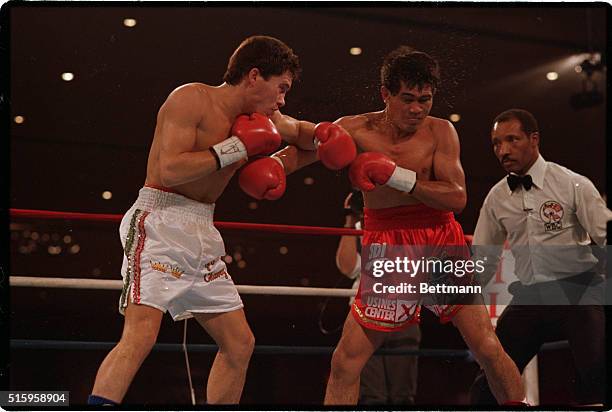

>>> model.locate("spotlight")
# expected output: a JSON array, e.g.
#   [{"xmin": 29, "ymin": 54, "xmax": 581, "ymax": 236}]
[
  {"xmin": 578, "ymin": 53, "xmax": 604, "ymax": 78},
  {"xmin": 570, "ymin": 52, "xmax": 605, "ymax": 110}
]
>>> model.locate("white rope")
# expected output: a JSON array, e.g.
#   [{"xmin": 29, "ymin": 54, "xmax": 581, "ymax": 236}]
[
  {"xmin": 182, "ymin": 319, "xmax": 196, "ymax": 406},
  {"xmin": 9, "ymin": 276, "xmax": 356, "ymax": 297}
]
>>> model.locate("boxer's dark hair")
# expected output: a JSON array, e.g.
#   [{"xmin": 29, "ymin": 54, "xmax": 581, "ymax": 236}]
[
  {"xmin": 381, "ymin": 46, "xmax": 440, "ymax": 95},
  {"xmin": 493, "ymin": 109, "xmax": 539, "ymax": 136},
  {"xmin": 224, "ymin": 35, "xmax": 301, "ymax": 85}
]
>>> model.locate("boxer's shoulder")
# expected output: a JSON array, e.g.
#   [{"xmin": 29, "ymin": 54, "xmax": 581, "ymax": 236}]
[
  {"xmin": 336, "ymin": 111, "xmax": 384, "ymax": 140},
  {"xmin": 335, "ymin": 113, "xmax": 369, "ymax": 132},
  {"xmin": 425, "ymin": 116, "xmax": 455, "ymax": 137},
  {"xmin": 169, "ymin": 82, "xmax": 212, "ymax": 98},
  {"xmin": 427, "ymin": 115, "xmax": 452, "ymax": 128},
  {"xmin": 162, "ymin": 83, "xmax": 212, "ymax": 113}
]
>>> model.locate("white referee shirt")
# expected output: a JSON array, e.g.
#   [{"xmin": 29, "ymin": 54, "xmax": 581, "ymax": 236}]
[{"xmin": 473, "ymin": 154, "xmax": 612, "ymax": 285}]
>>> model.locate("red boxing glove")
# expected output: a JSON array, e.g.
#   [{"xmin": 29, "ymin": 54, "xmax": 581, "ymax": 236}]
[
  {"xmin": 314, "ymin": 122, "xmax": 357, "ymax": 170},
  {"xmin": 210, "ymin": 113, "xmax": 281, "ymax": 169},
  {"xmin": 239, "ymin": 157, "xmax": 286, "ymax": 200},
  {"xmin": 349, "ymin": 152, "xmax": 396, "ymax": 191},
  {"xmin": 348, "ymin": 152, "xmax": 417, "ymax": 193},
  {"xmin": 232, "ymin": 113, "xmax": 281, "ymax": 155}
]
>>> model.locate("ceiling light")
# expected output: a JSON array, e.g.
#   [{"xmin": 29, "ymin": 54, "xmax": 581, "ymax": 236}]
[
  {"xmin": 123, "ymin": 18, "xmax": 137, "ymax": 27},
  {"xmin": 61, "ymin": 72, "xmax": 74, "ymax": 81},
  {"xmin": 14, "ymin": 115, "xmax": 25, "ymax": 124},
  {"xmin": 449, "ymin": 114, "xmax": 461, "ymax": 123},
  {"xmin": 279, "ymin": 246, "xmax": 288, "ymax": 255},
  {"xmin": 349, "ymin": 47, "xmax": 362, "ymax": 56},
  {"xmin": 102, "ymin": 191, "xmax": 113, "ymax": 200},
  {"xmin": 303, "ymin": 177, "xmax": 314, "ymax": 185},
  {"xmin": 546, "ymin": 72, "xmax": 559, "ymax": 81}
]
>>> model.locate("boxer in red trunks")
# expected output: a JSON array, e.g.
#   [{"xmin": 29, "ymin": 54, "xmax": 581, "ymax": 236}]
[
  {"xmin": 321, "ymin": 47, "xmax": 525, "ymax": 405},
  {"xmin": 235, "ymin": 46, "xmax": 526, "ymax": 406}
]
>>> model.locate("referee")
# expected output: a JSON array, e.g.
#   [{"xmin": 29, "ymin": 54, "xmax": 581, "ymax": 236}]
[{"xmin": 469, "ymin": 109, "xmax": 610, "ymax": 405}]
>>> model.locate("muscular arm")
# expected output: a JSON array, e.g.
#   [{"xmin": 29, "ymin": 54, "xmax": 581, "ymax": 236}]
[
  {"xmin": 271, "ymin": 111, "xmax": 317, "ymax": 151},
  {"xmin": 272, "ymin": 145, "xmax": 319, "ymax": 175},
  {"xmin": 157, "ymin": 85, "xmax": 220, "ymax": 187},
  {"xmin": 409, "ymin": 121, "xmax": 467, "ymax": 213}
]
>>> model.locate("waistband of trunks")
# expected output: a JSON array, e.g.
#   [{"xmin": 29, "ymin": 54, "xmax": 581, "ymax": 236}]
[
  {"xmin": 364, "ymin": 203, "xmax": 455, "ymax": 230},
  {"xmin": 132, "ymin": 185, "xmax": 215, "ymax": 222}
]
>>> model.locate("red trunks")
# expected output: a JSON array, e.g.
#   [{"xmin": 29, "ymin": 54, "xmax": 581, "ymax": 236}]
[{"xmin": 351, "ymin": 204, "xmax": 471, "ymax": 332}]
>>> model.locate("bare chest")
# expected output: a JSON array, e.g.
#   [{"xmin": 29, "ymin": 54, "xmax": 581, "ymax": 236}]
[
  {"xmin": 194, "ymin": 108, "xmax": 234, "ymax": 151},
  {"xmin": 354, "ymin": 129, "xmax": 437, "ymax": 179}
]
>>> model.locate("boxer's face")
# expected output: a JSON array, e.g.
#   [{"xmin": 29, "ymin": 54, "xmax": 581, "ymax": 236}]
[
  {"xmin": 248, "ymin": 69, "xmax": 293, "ymax": 117},
  {"xmin": 491, "ymin": 119, "xmax": 539, "ymax": 175},
  {"xmin": 382, "ymin": 82, "xmax": 433, "ymax": 133}
]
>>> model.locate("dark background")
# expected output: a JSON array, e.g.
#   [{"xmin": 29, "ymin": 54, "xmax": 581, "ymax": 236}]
[{"xmin": 5, "ymin": 3, "xmax": 608, "ymax": 406}]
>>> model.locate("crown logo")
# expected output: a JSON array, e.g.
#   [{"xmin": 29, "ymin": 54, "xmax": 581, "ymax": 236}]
[
  {"xmin": 150, "ymin": 261, "xmax": 168, "ymax": 273},
  {"xmin": 170, "ymin": 265, "xmax": 184, "ymax": 279}
]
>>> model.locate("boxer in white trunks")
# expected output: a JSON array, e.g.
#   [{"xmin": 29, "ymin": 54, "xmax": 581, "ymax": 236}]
[{"xmin": 87, "ymin": 35, "xmax": 355, "ymax": 405}]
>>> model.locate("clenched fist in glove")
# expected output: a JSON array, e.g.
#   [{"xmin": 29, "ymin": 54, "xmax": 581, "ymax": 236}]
[
  {"xmin": 239, "ymin": 156, "xmax": 286, "ymax": 200},
  {"xmin": 210, "ymin": 113, "xmax": 281, "ymax": 169},
  {"xmin": 349, "ymin": 152, "xmax": 417, "ymax": 193},
  {"xmin": 313, "ymin": 122, "xmax": 357, "ymax": 170}
]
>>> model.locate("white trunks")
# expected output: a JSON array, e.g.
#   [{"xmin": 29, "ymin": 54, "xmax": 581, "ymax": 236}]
[{"xmin": 118, "ymin": 186, "xmax": 243, "ymax": 321}]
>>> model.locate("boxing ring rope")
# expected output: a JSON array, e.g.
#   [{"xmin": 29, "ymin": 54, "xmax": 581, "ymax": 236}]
[
  {"xmin": 10, "ymin": 339, "xmax": 477, "ymax": 357},
  {"xmin": 10, "ymin": 276, "xmax": 355, "ymax": 297},
  {"xmin": 10, "ymin": 208, "xmax": 365, "ymax": 236}
]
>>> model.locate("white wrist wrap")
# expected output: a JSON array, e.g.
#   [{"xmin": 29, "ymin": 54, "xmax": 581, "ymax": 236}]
[
  {"xmin": 386, "ymin": 166, "xmax": 417, "ymax": 193},
  {"xmin": 271, "ymin": 155, "xmax": 285, "ymax": 169},
  {"xmin": 211, "ymin": 136, "xmax": 247, "ymax": 168}
]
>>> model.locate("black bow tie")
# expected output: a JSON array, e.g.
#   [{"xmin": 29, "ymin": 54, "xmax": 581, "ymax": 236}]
[{"xmin": 507, "ymin": 174, "xmax": 533, "ymax": 191}]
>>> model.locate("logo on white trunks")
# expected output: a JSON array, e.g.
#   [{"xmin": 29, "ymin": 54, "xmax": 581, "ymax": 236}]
[
  {"xmin": 540, "ymin": 200, "xmax": 563, "ymax": 232},
  {"xmin": 150, "ymin": 260, "xmax": 184, "ymax": 278},
  {"xmin": 204, "ymin": 269, "xmax": 229, "ymax": 283},
  {"xmin": 204, "ymin": 257, "xmax": 221, "ymax": 272}
]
